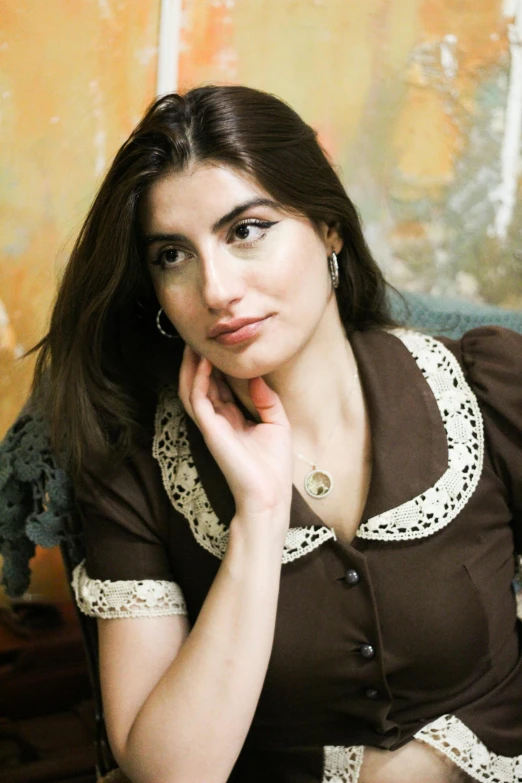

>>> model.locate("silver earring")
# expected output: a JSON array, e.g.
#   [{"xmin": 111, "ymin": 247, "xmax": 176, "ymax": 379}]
[
  {"xmin": 156, "ymin": 307, "xmax": 180, "ymax": 339},
  {"xmin": 329, "ymin": 251, "xmax": 340, "ymax": 289}
]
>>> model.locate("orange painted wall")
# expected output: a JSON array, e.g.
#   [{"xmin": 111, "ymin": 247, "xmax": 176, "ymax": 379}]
[
  {"xmin": 1, "ymin": 0, "xmax": 160, "ymax": 599},
  {"xmin": 1, "ymin": 0, "xmax": 160, "ymax": 440},
  {"xmin": 3, "ymin": 0, "xmax": 519, "ymax": 440},
  {"xmin": 179, "ymin": 0, "xmax": 520, "ymax": 305}
]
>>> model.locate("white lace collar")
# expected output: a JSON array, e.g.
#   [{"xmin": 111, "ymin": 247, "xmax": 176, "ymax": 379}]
[
  {"xmin": 357, "ymin": 329, "xmax": 484, "ymax": 540},
  {"xmin": 153, "ymin": 330, "xmax": 484, "ymax": 562}
]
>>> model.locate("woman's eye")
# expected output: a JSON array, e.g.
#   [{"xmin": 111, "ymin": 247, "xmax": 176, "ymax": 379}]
[
  {"xmin": 151, "ymin": 247, "xmax": 190, "ymax": 269},
  {"xmin": 231, "ymin": 220, "xmax": 275, "ymax": 244}
]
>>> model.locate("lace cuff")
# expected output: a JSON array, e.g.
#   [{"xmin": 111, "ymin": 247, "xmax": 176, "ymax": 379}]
[
  {"xmin": 71, "ymin": 561, "xmax": 188, "ymax": 619},
  {"xmin": 415, "ymin": 714, "xmax": 522, "ymax": 782},
  {"xmin": 323, "ymin": 746, "xmax": 364, "ymax": 782}
]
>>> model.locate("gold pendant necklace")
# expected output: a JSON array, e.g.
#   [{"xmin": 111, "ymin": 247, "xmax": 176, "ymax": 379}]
[
  {"xmin": 295, "ymin": 371, "xmax": 358, "ymax": 500},
  {"xmin": 300, "ymin": 460, "xmax": 334, "ymax": 499}
]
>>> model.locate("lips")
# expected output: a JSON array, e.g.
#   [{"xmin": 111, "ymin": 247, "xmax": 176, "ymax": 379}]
[
  {"xmin": 208, "ymin": 317, "xmax": 266, "ymax": 338},
  {"xmin": 208, "ymin": 316, "xmax": 271, "ymax": 346}
]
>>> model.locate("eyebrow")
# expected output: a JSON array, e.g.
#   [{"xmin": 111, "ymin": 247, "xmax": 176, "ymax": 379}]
[{"xmin": 143, "ymin": 198, "xmax": 280, "ymax": 247}]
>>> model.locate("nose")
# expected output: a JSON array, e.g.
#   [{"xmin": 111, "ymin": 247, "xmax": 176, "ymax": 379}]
[{"xmin": 199, "ymin": 248, "xmax": 245, "ymax": 312}]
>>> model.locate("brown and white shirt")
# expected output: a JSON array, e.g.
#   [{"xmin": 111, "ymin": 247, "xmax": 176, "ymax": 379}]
[{"xmin": 73, "ymin": 326, "xmax": 522, "ymax": 783}]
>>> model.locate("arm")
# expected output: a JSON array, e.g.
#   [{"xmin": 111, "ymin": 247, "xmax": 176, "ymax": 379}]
[{"xmin": 99, "ymin": 348, "xmax": 293, "ymax": 783}]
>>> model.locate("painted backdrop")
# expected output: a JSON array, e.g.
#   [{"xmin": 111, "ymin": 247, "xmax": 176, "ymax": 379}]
[
  {"xmin": 1, "ymin": 0, "xmax": 521, "ymax": 596},
  {"xmin": 179, "ymin": 0, "xmax": 522, "ymax": 306}
]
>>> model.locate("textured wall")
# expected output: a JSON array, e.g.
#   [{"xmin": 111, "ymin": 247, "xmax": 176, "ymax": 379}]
[
  {"xmin": 0, "ymin": 0, "xmax": 160, "ymax": 439},
  {"xmin": 0, "ymin": 1, "xmax": 159, "ymax": 600},
  {"xmin": 179, "ymin": 0, "xmax": 521, "ymax": 306},
  {"xmin": 3, "ymin": 0, "xmax": 520, "ymax": 438}
]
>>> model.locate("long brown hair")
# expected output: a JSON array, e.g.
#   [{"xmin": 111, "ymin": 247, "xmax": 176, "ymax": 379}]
[{"xmin": 33, "ymin": 85, "xmax": 396, "ymax": 476}]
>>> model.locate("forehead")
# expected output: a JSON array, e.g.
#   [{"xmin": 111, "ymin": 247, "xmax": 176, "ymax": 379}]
[{"xmin": 140, "ymin": 163, "xmax": 270, "ymax": 230}]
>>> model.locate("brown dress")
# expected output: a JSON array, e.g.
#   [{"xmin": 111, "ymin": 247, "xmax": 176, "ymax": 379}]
[{"xmin": 73, "ymin": 327, "xmax": 522, "ymax": 783}]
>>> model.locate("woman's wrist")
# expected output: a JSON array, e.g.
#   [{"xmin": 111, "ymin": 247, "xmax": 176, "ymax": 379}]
[{"xmin": 227, "ymin": 509, "xmax": 289, "ymax": 566}]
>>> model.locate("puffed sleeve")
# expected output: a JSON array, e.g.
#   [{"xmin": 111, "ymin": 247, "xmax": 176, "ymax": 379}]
[
  {"xmin": 71, "ymin": 443, "xmax": 188, "ymax": 618},
  {"xmin": 442, "ymin": 326, "xmax": 522, "ymax": 553}
]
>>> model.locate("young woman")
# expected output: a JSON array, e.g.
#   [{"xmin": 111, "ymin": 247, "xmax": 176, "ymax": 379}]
[{"xmin": 34, "ymin": 86, "xmax": 522, "ymax": 783}]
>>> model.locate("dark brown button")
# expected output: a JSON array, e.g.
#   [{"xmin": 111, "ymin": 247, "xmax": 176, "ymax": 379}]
[
  {"xmin": 344, "ymin": 569, "xmax": 360, "ymax": 586},
  {"xmin": 360, "ymin": 644, "xmax": 375, "ymax": 660},
  {"xmin": 365, "ymin": 688, "xmax": 379, "ymax": 700}
]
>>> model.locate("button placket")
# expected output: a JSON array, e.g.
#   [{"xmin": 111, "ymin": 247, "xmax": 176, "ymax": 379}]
[
  {"xmin": 341, "ymin": 562, "xmax": 379, "ymax": 675},
  {"xmin": 333, "ymin": 550, "xmax": 392, "ymax": 716}
]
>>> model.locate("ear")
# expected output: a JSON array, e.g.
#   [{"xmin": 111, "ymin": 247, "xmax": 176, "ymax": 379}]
[{"xmin": 319, "ymin": 220, "xmax": 343, "ymax": 255}]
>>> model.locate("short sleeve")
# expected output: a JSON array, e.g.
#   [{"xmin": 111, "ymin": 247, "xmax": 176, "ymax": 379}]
[
  {"xmin": 73, "ymin": 443, "xmax": 188, "ymax": 618},
  {"xmin": 442, "ymin": 326, "xmax": 522, "ymax": 552}
]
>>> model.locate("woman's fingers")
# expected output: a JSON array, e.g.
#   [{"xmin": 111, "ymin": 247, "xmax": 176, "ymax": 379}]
[
  {"xmin": 189, "ymin": 355, "xmax": 213, "ymax": 422},
  {"xmin": 248, "ymin": 376, "xmax": 290, "ymax": 429},
  {"xmin": 207, "ymin": 369, "xmax": 231, "ymax": 410},
  {"xmin": 178, "ymin": 345, "xmax": 203, "ymax": 420},
  {"xmin": 180, "ymin": 353, "xmax": 288, "ymax": 473},
  {"xmin": 179, "ymin": 347, "xmax": 245, "ymax": 442},
  {"xmin": 212, "ymin": 370, "xmax": 235, "ymax": 404}
]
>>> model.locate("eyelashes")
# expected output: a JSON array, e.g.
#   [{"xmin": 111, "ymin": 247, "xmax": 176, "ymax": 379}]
[
  {"xmin": 150, "ymin": 247, "xmax": 190, "ymax": 269},
  {"xmin": 230, "ymin": 218, "xmax": 277, "ymax": 245},
  {"xmin": 149, "ymin": 218, "xmax": 278, "ymax": 270}
]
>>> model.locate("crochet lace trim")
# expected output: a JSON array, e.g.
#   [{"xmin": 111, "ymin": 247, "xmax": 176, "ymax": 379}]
[
  {"xmin": 415, "ymin": 714, "xmax": 522, "ymax": 782},
  {"xmin": 153, "ymin": 330, "xmax": 483, "ymax": 561},
  {"xmin": 320, "ymin": 715, "xmax": 522, "ymax": 783},
  {"xmin": 153, "ymin": 394, "xmax": 336, "ymax": 563},
  {"xmin": 71, "ymin": 561, "xmax": 188, "ymax": 618},
  {"xmin": 322, "ymin": 745, "xmax": 364, "ymax": 782},
  {"xmin": 358, "ymin": 329, "xmax": 484, "ymax": 541}
]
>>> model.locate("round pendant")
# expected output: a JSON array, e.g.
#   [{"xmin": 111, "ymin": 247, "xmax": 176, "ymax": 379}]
[{"xmin": 304, "ymin": 469, "xmax": 333, "ymax": 499}]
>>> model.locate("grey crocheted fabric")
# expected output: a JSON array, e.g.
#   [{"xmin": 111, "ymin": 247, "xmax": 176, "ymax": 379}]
[
  {"xmin": 1, "ymin": 292, "xmax": 521, "ymax": 597},
  {"xmin": 0, "ymin": 404, "xmax": 78, "ymax": 596}
]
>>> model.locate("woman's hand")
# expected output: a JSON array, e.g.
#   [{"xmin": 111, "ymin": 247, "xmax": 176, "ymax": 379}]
[{"xmin": 178, "ymin": 345, "xmax": 293, "ymax": 522}]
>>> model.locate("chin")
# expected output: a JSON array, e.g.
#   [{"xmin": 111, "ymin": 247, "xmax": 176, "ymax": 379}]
[{"xmin": 209, "ymin": 349, "xmax": 286, "ymax": 380}]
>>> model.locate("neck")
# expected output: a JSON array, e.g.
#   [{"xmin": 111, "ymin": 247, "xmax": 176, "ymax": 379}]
[{"xmin": 226, "ymin": 303, "xmax": 361, "ymax": 454}]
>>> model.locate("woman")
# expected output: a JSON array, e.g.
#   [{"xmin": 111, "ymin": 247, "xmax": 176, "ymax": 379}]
[{"xmin": 34, "ymin": 86, "xmax": 522, "ymax": 783}]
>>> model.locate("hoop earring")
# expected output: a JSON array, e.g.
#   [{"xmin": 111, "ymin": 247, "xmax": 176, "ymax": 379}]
[
  {"xmin": 329, "ymin": 251, "xmax": 340, "ymax": 289},
  {"xmin": 156, "ymin": 307, "xmax": 180, "ymax": 339}
]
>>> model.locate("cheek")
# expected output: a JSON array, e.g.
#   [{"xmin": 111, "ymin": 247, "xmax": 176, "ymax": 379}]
[
  {"xmin": 157, "ymin": 283, "xmax": 199, "ymax": 333},
  {"xmin": 277, "ymin": 244, "xmax": 329, "ymax": 308},
  {"xmin": 263, "ymin": 234, "xmax": 327, "ymax": 290}
]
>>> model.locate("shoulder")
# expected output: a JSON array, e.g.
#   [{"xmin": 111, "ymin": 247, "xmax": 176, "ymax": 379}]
[
  {"xmin": 435, "ymin": 326, "xmax": 522, "ymax": 430},
  {"xmin": 75, "ymin": 432, "xmax": 173, "ymax": 547},
  {"xmin": 437, "ymin": 324, "xmax": 522, "ymax": 369},
  {"xmin": 436, "ymin": 327, "xmax": 522, "ymax": 525}
]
